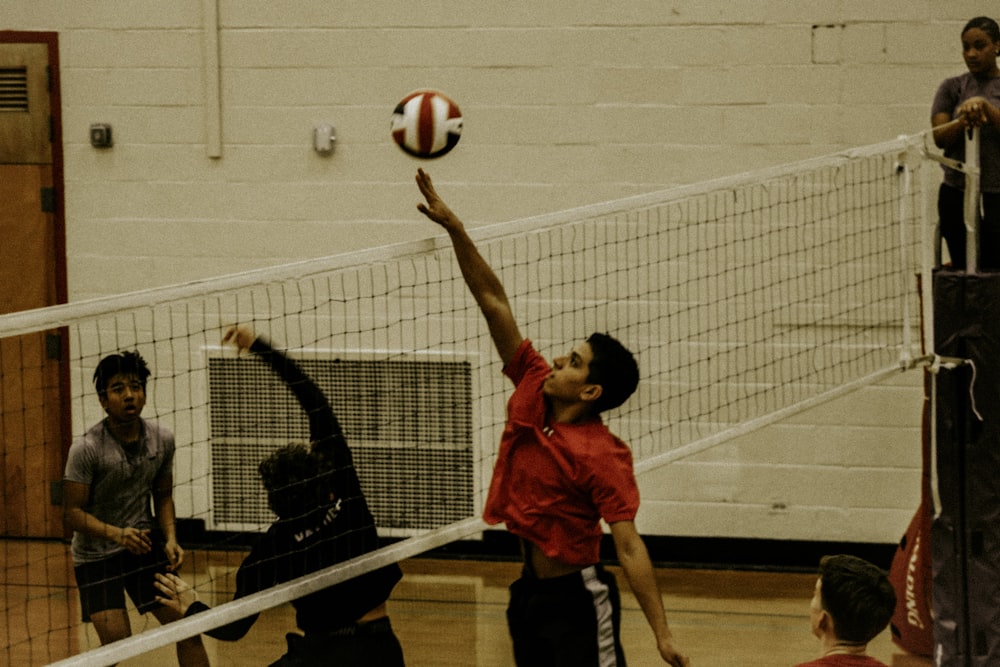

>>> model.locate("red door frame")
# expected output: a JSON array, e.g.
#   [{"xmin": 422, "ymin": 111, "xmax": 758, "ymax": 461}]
[{"xmin": 0, "ymin": 30, "xmax": 72, "ymax": 531}]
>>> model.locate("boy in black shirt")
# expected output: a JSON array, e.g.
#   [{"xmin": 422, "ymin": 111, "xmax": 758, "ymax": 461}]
[{"xmin": 155, "ymin": 325, "xmax": 403, "ymax": 667}]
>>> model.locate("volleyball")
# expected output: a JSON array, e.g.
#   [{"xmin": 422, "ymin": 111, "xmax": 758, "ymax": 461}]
[{"xmin": 391, "ymin": 89, "xmax": 463, "ymax": 159}]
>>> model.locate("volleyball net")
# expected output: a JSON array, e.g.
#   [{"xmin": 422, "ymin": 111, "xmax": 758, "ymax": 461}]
[{"xmin": 2, "ymin": 131, "xmax": 943, "ymax": 665}]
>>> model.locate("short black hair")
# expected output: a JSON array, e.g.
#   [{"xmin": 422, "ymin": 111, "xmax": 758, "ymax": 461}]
[
  {"xmin": 93, "ymin": 351, "xmax": 151, "ymax": 396},
  {"xmin": 585, "ymin": 332, "xmax": 639, "ymax": 414},
  {"xmin": 258, "ymin": 444, "xmax": 335, "ymax": 519},
  {"xmin": 818, "ymin": 554, "xmax": 897, "ymax": 644},
  {"xmin": 962, "ymin": 16, "xmax": 1000, "ymax": 43}
]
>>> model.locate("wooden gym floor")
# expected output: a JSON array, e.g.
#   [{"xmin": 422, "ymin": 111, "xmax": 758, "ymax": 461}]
[{"xmin": 3, "ymin": 541, "xmax": 924, "ymax": 666}]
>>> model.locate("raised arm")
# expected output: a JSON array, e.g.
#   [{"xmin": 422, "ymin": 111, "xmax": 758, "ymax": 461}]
[
  {"xmin": 415, "ymin": 169, "xmax": 524, "ymax": 366},
  {"xmin": 222, "ymin": 325, "xmax": 348, "ymax": 467}
]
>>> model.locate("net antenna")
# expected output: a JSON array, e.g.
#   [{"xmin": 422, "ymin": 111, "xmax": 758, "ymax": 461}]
[{"xmin": 2, "ymin": 131, "xmax": 942, "ymax": 666}]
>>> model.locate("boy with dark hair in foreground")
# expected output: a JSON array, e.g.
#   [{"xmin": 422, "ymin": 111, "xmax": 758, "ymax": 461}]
[{"xmin": 795, "ymin": 554, "xmax": 897, "ymax": 667}]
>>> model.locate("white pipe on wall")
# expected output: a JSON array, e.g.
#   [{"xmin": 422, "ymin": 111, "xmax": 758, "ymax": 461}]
[{"xmin": 202, "ymin": 0, "xmax": 222, "ymax": 158}]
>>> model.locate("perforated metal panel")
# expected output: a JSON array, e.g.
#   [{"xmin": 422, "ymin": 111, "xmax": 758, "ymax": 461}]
[{"xmin": 207, "ymin": 353, "xmax": 475, "ymax": 533}]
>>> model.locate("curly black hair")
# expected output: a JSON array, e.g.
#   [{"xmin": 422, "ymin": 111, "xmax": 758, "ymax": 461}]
[{"xmin": 258, "ymin": 444, "xmax": 336, "ymax": 520}]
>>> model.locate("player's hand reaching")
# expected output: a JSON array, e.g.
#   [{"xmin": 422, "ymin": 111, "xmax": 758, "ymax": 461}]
[
  {"xmin": 415, "ymin": 169, "xmax": 462, "ymax": 232},
  {"xmin": 222, "ymin": 325, "xmax": 257, "ymax": 352},
  {"xmin": 154, "ymin": 572, "xmax": 197, "ymax": 616}
]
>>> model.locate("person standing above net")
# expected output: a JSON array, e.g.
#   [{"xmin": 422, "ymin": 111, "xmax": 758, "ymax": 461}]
[
  {"xmin": 62, "ymin": 351, "xmax": 209, "ymax": 666},
  {"xmin": 415, "ymin": 169, "xmax": 689, "ymax": 667},
  {"xmin": 154, "ymin": 325, "xmax": 404, "ymax": 667},
  {"xmin": 931, "ymin": 15, "xmax": 1000, "ymax": 270},
  {"xmin": 793, "ymin": 554, "xmax": 896, "ymax": 667}
]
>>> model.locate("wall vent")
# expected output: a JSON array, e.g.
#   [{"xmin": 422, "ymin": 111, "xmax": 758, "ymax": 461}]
[
  {"xmin": 0, "ymin": 67, "xmax": 29, "ymax": 112},
  {"xmin": 207, "ymin": 352, "xmax": 476, "ymax": 535}
]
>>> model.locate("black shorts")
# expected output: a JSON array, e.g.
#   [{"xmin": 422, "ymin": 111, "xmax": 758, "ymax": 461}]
[
  {"xmin": 73, "ymin": 547, "xmax": 171, "ymax": 622},
  {"xmin": 271, "ymin": 617, "xmax": 405, "ymax": 667},
  {"xmin": 506, "ymin": 564, "xmax": 625, "ymax": 667}
]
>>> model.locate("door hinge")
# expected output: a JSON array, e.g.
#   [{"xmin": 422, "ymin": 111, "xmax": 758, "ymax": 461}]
[{"xmin": 40, "ymin": 187, "xmax": 56, "ymax": 213}]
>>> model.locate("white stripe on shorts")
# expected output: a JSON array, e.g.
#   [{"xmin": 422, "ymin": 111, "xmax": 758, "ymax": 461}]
[{"xmin": 581, "ymin": 566, "xmax": 618, "ymax": 667}]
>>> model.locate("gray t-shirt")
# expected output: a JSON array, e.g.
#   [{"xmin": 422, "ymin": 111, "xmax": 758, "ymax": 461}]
[
  {"xmin": 931, "ymin": 71, "xmax": 1000, "ymax": 193},
  {"xmin": 63, "ymin": 418, "xmax": 175, "ymax": 564}
]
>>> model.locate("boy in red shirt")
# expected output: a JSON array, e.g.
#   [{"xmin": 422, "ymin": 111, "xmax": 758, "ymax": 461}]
[
  {"xmin": 794, "ymin": 555, "xmax": 896, "ymax": 667},
  {"xmin": 416, "ymin": 169, "xmax": 688, "ymax": 667}
]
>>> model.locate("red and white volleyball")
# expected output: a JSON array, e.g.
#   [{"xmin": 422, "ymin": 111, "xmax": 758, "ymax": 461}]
[{"xmin": 391, "ymin": 89, "xmax": 463, "ymax": 159}]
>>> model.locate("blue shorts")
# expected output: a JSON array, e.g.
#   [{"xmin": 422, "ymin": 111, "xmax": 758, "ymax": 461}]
[{"xmin": 73, "ymin": 547, "xmax": 171, "ymax": 622}]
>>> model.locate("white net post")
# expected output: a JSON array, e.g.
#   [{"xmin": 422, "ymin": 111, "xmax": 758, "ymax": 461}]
[{"xmin": 964, "ymin": 126, "xmax": 982, "ymax": 273}]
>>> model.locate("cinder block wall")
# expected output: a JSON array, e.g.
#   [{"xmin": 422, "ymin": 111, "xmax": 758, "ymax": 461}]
[
  {"xmin": 6, "ymin": 1, "xmax": 971, "ymax": 543},
  {"xmin": 637, "ymin": 370, "xmax": 924, "ymax": 544}
]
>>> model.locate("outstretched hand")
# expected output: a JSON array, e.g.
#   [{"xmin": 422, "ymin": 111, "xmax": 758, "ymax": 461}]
[
  {"xmin": 222, "ymin": 325, "xmax": 257, "ymax": 352},
  {"xmin": 415, "ymin": 169, "xmax": 461, "ymax": 231},
  {"xmin": 154, "ymin": 572, "xmax": 198, "ymax": 616}
]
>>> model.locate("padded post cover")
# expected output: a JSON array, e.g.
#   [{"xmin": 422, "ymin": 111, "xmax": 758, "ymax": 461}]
[{"xmin": 931, "ymin": 270, "xmax": 1000, "ymax": 666}]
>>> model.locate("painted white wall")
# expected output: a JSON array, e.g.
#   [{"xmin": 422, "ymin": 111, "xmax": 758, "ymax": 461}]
[{"xmin": 6, "ymin": 1, "xmax": 971, "ymax": 542}]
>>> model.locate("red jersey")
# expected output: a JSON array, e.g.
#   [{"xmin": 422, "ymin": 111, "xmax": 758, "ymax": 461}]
[{"xmin": 483, "ymin": 339, "xmax": 640, "ymax": 566}]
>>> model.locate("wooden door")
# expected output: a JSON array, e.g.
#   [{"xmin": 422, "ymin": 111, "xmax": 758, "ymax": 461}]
[{"xmin": 0, "ymin": 34, "xmax": 68, "ymax": 539}]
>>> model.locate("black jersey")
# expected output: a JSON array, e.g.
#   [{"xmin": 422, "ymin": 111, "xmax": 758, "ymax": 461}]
[{"xmin": 188, "ymin": 338, "xmax": 401, "ymax": 639}]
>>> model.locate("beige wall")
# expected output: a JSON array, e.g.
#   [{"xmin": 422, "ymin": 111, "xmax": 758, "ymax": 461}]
[
  {"xmin": 6, "ymin": 1, "xmax": 972, "ymax": 297},
  {"xmin": 6, "ymin": 1, "xmax": 970, "ymax": 542},
  {"xmin": 636, "ymin": 370, "xmax": 925, "ymax": 543}
]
